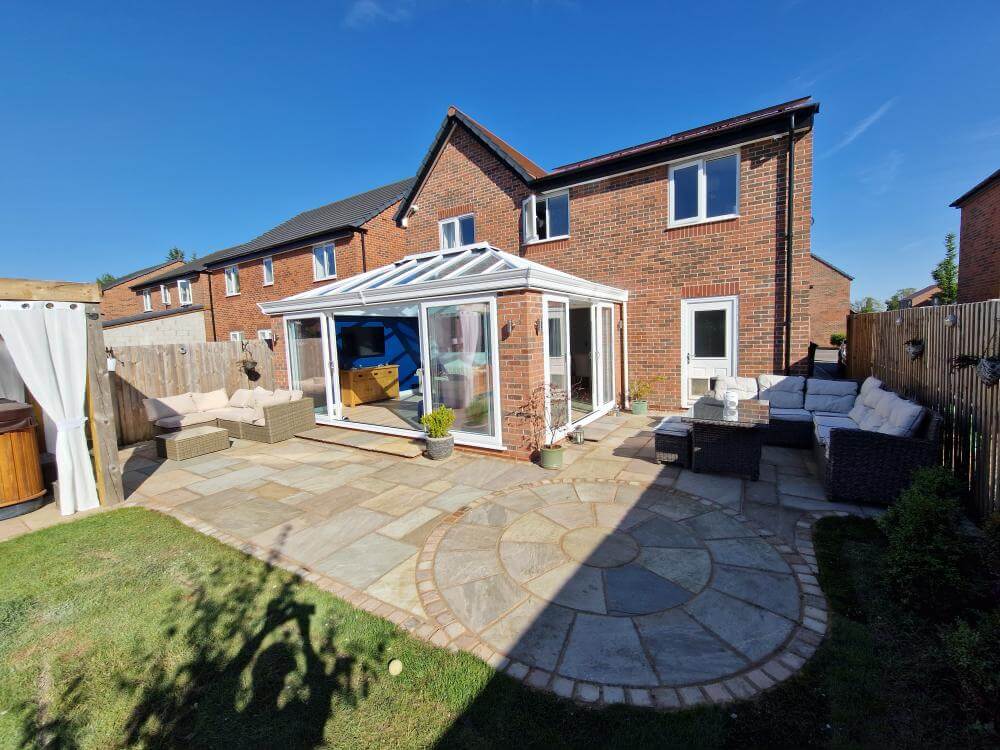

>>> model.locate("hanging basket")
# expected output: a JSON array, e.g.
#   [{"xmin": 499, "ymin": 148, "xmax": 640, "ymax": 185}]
[
  {"xmin": 904, "ymin": 339, "xmax": 924, "ymax": 361},
  {"xmin": 977, "ymin": 356, "xmax": 1000, "ymax": 387}
]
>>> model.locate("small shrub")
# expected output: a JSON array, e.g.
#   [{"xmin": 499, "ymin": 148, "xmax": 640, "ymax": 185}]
[
  {"xmin": 830, "ymin": 332, "xmax": 846, "ymax": 346},
  {"xmin": 877, "ymin": 467, "xmax": 973, "ymax": 617},
  {"xmin": 628, "ymin": 378, "xmax": 659, "ymax": 402},
  {"xmin": 942, "ymin": 611, "xmax": 1000, "ymax": 727},
  {"xmin": 420, "ymin": 405, "xmax": 455, "ymax": 438}
]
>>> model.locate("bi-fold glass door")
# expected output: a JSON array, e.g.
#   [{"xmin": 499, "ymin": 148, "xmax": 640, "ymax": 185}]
[
  {"xmin": 284, "ymin": 314, "xmax": 340, "ymax": 421},
  {"xmin": 543, "ymin": 296, "xmax": 572, "ymax": 442}
]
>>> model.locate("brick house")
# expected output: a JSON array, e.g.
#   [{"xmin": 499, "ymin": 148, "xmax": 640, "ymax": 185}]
[
  {"xmin": 952, "ymin": 167, "xmax": 1000, "ymax": 303},
  {"xmin": 898, "ymin": 283, "xmax": 942, "ymax": 308},
  {"xmin": 808, "ymin": 254, "xmax": 852, "ymax": 344},
  {"xmin": 99, "ymin": 258, "xmax": 203, "ymax": 346},
  {"xmin": 260, "ymin": 97, "xmax": 829, "ymax": 458}
]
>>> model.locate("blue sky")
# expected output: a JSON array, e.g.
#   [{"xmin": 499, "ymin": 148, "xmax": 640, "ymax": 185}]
[{"xmin": 2, "ymin": 1, "xmax": 998, "ymax": 303}]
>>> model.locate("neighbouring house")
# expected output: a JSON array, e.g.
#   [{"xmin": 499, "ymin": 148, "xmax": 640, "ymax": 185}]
[
  {"xmin": 107, "ymin": 178, "xmax": 414, "ymax": 347},
  {"xmin": 100, "ymin": 258, "xmax": 187, "ymax": 343},
  {"xmin": 260, "ymin": 97, "xmax": 821, "ymax": 458},
  {"xmin": 952, "ymin": 167, "xmax": 1000, "ymax": 303},
  {"xmin": 898, "ymin": 283, "xmax": 943, "ymax": 308},
  {"xmin": 809, "ymin": 254, "xmax": 853, "ymax": 344}
]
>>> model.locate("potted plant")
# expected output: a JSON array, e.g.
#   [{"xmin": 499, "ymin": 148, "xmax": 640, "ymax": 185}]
[
  {"xmin": 420, "ymin": 405, "xmax": 456, "ymax": 460},
  {"xmin": 507, "ymin": 384, "xmax": 565, "ymax": 469},
  {"xmin": 628, "ymin": 378, "xmax": 658, "ymax": 415},
  {"xmin": 904, "ymin": 338, "xmax": 925, "ymax": 360}
]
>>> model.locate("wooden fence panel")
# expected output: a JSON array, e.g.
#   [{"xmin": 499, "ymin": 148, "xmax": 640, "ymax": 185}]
[
  {"xmin": 110, "ymin": 341, "xmax": 276, "ymax": 445},
  {"xmin": 847, "ymin": 300, "xmax": 1000, "ymax": 519}
]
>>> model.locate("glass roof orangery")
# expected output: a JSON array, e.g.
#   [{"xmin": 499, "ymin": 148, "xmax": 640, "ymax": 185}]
[{"xmin": 258, "ymin": 243, "xmax": 628, "ymax": 315}]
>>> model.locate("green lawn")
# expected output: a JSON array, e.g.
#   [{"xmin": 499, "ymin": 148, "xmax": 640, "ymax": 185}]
[{"xmin": 0, "ymin": 508, "xmax": 992, "ymax": 749}]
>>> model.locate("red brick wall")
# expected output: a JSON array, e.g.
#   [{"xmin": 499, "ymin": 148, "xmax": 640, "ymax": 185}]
[
  {"xmin": 957, "ymin": 178, "xmax": 1000, "ymax": 303},
  {"xmin": 99, "ymin": 261, "xmax": 185, "ymax": 320},
  {"xmin": 404, "ymin": 123, "xmax": 813, "ymax": 410},
  {"xmin": 496, "ymin": 290, "xmax": 546, "ymax": 459},
  {"xmin": 809, "ymin": 257, "xmax": 850, "ymax": 345}
]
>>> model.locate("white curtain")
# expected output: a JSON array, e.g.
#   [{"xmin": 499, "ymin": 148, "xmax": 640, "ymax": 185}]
[
  {"xmin": 458, "ymin": 308, "xmax": 481, "ymax": 409},
  {"xmin": 0, "ymin": 301, "xmax": 99, "ymax": 515},
  {"xmin": 0, "ymin": 337, "xmax": 24, "ymax": 402}
]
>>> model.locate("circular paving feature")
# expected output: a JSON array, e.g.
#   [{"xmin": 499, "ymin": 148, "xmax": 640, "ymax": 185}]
[
  {"xmin": 420, "ymin": 479, "xmax": 827, "ymax": 706},
  {"xmin": 560, "ymin": 526, "xmax": 639, "ymax": 568}
]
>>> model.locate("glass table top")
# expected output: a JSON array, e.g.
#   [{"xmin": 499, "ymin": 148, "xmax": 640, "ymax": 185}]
[{"xmin": 682, "ymin": 398, "xmax": 769, "ymax": 428}]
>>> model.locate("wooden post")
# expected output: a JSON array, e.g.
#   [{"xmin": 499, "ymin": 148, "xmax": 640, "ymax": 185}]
[{"xmin": 84, "ymin": 304, "xmax": 124, "ymax": 505}]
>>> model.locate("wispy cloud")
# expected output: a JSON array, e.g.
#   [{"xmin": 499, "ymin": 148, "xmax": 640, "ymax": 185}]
[
  {"xmin": 858, "ymin": 149, "xmax": 904, "ymax": 195},
  {"xmin": 343, "ymin": 0, "xmax": 413, "ymax": 29},
  {"xmin": 822, "ymin": 97, "xmax": 898, "ymax": 157}
]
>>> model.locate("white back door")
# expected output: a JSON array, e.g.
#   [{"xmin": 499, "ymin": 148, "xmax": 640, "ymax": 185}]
[{"xmin": 681, "ymin": 297, "xmax": 736, "ymax": 406}]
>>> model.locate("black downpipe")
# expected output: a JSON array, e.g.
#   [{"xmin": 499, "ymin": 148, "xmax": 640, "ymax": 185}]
[
  {"xmin": 358, "ymin": 227, "xmax": 369, "ymax": 272},
  {"xmin": 784, "ymin": 113, "xmax": 796, "ymax": 374},
  {"xmin": 206, "ymin": 271, "xmax": 218, "ymax": 342}
]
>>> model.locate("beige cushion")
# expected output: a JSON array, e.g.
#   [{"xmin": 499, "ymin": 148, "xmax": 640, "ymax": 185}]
[
  {"xmin": 143, "ymin": 393, "xmax": 198, "ymax": 422},
  {"xmin": 204, "ymin": 407, "xmax": 256, "ymax": 423},
  {"xmin": 758, "ymin": 374, "xmax": 805, "ymax": 409},
  {"xmin": 711, "ymin": 376, "xmax": 758, "ymax": 402},
  {"xmin": 879, "ymin": 400, "xmax": 925, "ymax": 437},
  {"xmin": 251, "ymin": 386, "xmax": 273, "ymax": 405},
  {"xmin": 228, "ymin": 388, "xmax": 253, "ymax": 408},
  {"xmin": 154, "ymin": 411, "xmax": 216, "ymax": 429},
  {"xmin": 271, "ymin": 389, "xmax": 293, "ymax": 404},
  {"xmin": 192, "ymin": 388, "xmax": 229, "ymax": 411},
  {"xmin": 290, "ymin": 389, "xmax": 304, "ymax": 401},
  {"xmin": 252, "ymin": 394, "xmax": 286, "ymax": 422}
]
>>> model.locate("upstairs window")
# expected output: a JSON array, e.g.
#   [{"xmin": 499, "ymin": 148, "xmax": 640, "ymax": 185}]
[
  {"xmin": 313, "ymin": 243, "xmax": 336, "ymax": 280},
  {"xmin": 224, "ymin": 265, "xmax": 240, "ymax": 296},
  {"xmin": 262, "ymin": 256, "xmax": 274, "ymax": 286},
  {"xmin": 668, "ymin": 151, "xmax": 739, "ymax": 227},
  {"xmin": 439, "ymin": 214, "xmax": 475, "ymax": 250},
  {"xmin": 257, "ymin": 328, "xmax": 274, "ymax": 341},
  {"xmin": 177, "ymin": 278, "xmax": 193, "ymax": 305},
  {"xmin": 523, "ymin": 191, "xmax": 569, "ymax": 243},
  {"xmin": 229, "ymin": 331, "xmax": 244, "ymax": 342},
  {"xmin": 142, "ymin": 289, "xmax": 152, "ymax": 312},
  {"xmin": 160, "ymin": 284, "xmax": 170, "ymax": 305}
]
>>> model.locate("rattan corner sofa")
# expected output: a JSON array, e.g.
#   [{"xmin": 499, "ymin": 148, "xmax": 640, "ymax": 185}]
[
  {"xmin": 143, "ymin": 387, "xmax": 316, "ymax": 444},
  {"xmin": 707, "ymin": 374, "xmax": 942, "ymax": 504}
]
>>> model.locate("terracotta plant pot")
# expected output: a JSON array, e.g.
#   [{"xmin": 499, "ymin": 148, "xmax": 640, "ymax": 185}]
[
  {"xmin": 539, "ymin": 445, "xmax": 564, "ymax": 470},
  {"xmin": 631, "ymin": 400, "xmax": 648, "ymax": 415},
  {"xmin": 425, "ymin": 435, "xmax": 454, "ymax": 460},
  {"xmin": 977, "ymin": 357, "xmax": 1000, "ymax": 387}
]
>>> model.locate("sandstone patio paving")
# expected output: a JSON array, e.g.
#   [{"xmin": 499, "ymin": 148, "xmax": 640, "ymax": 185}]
[{"xmin": 113, "ymin": 425, "xmax": 857, "ymax": 707}]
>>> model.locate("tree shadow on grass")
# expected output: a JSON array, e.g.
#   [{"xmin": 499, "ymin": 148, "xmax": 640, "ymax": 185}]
[{"xmin": 18, "ymin": 528, "xmax": 380, "ymax": 749}]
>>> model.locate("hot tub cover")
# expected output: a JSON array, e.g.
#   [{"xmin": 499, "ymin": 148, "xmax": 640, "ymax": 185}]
[{"xmin": 0, "ymin": 398, "xmax": 37, "ymax": 434}]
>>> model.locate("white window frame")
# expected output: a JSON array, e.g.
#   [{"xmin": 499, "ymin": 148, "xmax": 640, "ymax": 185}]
[
  {"xmin": 438, "ymin": 213, "xmax": 475, "ymax": 250},
  {"xmin": 313, "ymin": 243, "xmax": 336, "ymax": 281},
  {"xmin": 229, "ymin": 331, "xmax": 244, "ymax": 342},
  {"xmin": 160, "ymin": 284, "xmax": 170, "ymax": 305},
  {"xmin": 141, "ymin": 289, "xmax": 152, "ymax": 312},
  {"xmin": 668, "ymin": 150, "xmax": 740, "ymax": 228},
  {"xmin": 177, "ymin": 278, "xmax": 193, "ymax": 306},
  {"xmin": 522, "ymin": 191, "xmax": 570, "ymax": 244},
  {"xmin": 224, "ymin": 265, "xmax": 240, "ymax": 296},
  {"xmin": 262, "ymin": 256, "xmax": 274, "ymax": 286},
  {"xmin": 257, "ymin": 328, "xmax": 274, "ymax": 341}
]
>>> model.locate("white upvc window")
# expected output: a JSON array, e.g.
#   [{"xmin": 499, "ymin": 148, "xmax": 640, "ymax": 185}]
[
  {"xmin": 313, "ymin": 243, "xmax": 336, "ymax": 280},
  {"xmin": 224, "ymin": 265, "xmax": 240, "ymax": 296},
  {"xmin": 522, "ymin": 191, "xmax": 570, "ymax": 243},
  {"xmin": 160, "ymin": 284, "xmax": 170, "ymax": 305},
  {"xmin": 229, "ymin": 331, "xmax": 244, "ymax": 342},
  {"xmin": 668, "ymin": 150, "xmax": 740, "ymax": 227},
  {"xmin": 438, "ymin": 214, "xmax": 475, "ymax": 250},
  {"xmin": 262, "ymin": 256, "xmax": 274, "ymax": 286},
  {"xmin": 142, "ymin": 289, "xmax": 152, "ymax": 312},
  {"xmin": 177, "ymin": 278, "xmax": 193, "ymax": 306},
  {"xmin": 257, "ymin": 328, "xmax": 274, "ymax": 341}
]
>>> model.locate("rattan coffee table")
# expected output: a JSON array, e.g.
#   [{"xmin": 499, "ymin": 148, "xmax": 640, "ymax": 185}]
[
  {"xmin": 682, "ymin": 399, "xmax": 769, "ymax": 480},
  {"xmin": 156, "ymin": 425, "xmax": 230, "ymax": 461}
]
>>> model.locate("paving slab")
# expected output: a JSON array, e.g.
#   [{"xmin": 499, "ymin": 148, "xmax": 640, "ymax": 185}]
[
  {"xmin": 674, "ymin": 471, "xmax": 743, "ymax": 508},
  {"xmin": 635, "ymin": 609, "xmax": 749, "ymax": 685},
  {"xmin": 685, "ymin": 589, "xmax": 795, "ymax": 661},
  {"xmin": 442, "ymin": 573, "xmax": 526, "ymax": 631},
  {"xmin": 711, "ymin": 565, "xmax": 800, "ymax": 620},
  {"xmin": 314, "ymin": 533, "xmax": 416, "ymax": 589},
  {"xmin": 558, "ymin": 613, "xmax": 658, "ymax": 686},
  {"xmin": 481, "ymin": 598, "xmax": 574, "ymax": 670},
  {"xmin": 704, "ymin": 537, "xmax": 791, "ymax": 574}
]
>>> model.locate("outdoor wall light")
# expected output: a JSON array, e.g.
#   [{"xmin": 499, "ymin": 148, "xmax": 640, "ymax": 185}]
[
  {"xmin": 944, "ymin": 314, "xmax": 958, "ymax": 327},
  {"xmin": 895, "ymin": 315, "xmax": 903, "ymax": 326},
  {"xmin": 534, "ymin": 318, "xmax": 542, "ymax": 335}
]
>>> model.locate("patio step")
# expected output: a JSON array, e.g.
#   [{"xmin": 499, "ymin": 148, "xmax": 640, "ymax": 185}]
[{"xmin": 295, "ymin": 426, "xmax": 424, "ymax": 458}]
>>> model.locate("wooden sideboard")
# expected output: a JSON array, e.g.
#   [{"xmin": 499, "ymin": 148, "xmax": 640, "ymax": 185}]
[{"xmin": 339, "ymin": 365, "xmax": 400, "ymax": 407}]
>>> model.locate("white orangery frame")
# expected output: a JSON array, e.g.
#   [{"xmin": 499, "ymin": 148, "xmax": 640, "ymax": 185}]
[
  {"xmin": 282, "ymin": 311, "xmax": 339, "ymax": 422},
  {"xmin": 262, "ymin": 243, "xmax": 628, "ymax": 451}
]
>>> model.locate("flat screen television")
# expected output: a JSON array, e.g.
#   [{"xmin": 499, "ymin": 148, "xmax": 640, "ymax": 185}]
[{"xmin": 341, "ymin": 326, "xmax": 385, "ymax": 358}]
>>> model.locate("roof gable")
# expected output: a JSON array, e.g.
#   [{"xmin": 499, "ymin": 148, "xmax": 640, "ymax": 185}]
[
  {"xmin": 951, "ymin": 167, "xmax": 1000, "ymax": 207},
  {"xmin": 102, "ymin": 259, "xmax": 182, "ymax": 290}
]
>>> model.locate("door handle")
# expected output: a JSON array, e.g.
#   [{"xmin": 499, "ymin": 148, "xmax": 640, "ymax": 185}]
[{"xmin": 687, "ymin": 353, "xmax": 691, "ymax": 364}]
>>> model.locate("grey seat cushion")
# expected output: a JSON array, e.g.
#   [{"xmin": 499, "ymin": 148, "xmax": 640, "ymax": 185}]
[
  {"xmin": 770, "ymin": 407, "xmax": 812, "ymax": 422},
  {"xmin": 654, "ymin": 416, "xmax": 691, "ymax": 435},
  {"xmin": 813, "ymin": 413, "xmax": 860, "ymax": 445},
  {"xmin": 804, "ymin": 378, "xmax": 858, "ymax": 414},
  {"xmin": 758, "ymin": 374, "xmax": 805, "ymax": 409}
]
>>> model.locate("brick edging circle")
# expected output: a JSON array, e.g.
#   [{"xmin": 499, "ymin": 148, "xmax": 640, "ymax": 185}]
[{"xmin": 416, "ymin": 477, "xmax": 844, "ymax": 709}]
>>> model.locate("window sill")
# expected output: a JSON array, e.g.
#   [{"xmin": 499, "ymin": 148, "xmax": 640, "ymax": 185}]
[
  {"xmin": 313, "ymin": 276, "xmax": 337, "ymax": 283},
  {"xmin": 225, "ymin": 292, "xmax": 240, "ymax": 297},
  {"xmin": 524, "ymin": 235, "xmax": 570, "ymax": 247},
  {"xmin": 263, "ymin": 282, "xmax": 274, "ymax": 288},
  {"xmin": 667, "ymin": 214, "xmax": 739, "ymax": 230}
]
